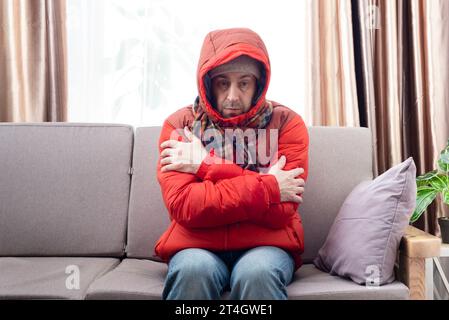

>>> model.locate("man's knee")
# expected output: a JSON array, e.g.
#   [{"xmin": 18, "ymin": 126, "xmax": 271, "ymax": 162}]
[
  {"xmin": 169, "ymin": 249, "xmax": 220, "ymax": 278},
  {"xmin": 231, "ymin": 247, "xmax": 294, "ymax": 286},
  {"xmin": 232, "ymin": 263, "xmax": 279, "ymax": 286},
  {"xmin": 164, "ymin": 249, "xmax": 229, "ymax": 300}
]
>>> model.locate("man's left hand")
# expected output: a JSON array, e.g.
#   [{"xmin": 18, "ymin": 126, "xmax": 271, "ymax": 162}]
[{"xmin": 160, "ymin": 127, "xmax": 208, "ymax": 174}]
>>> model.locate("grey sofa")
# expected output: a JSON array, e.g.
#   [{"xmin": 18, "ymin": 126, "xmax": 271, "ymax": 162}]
[{"xmin": 0, "ymin": 123, "xmax": 440, "ymax": 299}]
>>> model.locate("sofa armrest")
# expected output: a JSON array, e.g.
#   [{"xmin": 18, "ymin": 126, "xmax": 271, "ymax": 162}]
[
  {"xmin": 396, "ymin": 225, "xmax": 441, "ymax": 299},
  {"xmin": 400, "ymin": 225, "xmax": 441, "ymax": 258}
]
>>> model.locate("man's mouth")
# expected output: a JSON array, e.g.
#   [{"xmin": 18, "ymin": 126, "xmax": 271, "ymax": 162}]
[
  {"xmin": 221, "ymin": 108, "xmax": 241, "ymax": 118},
  {"xmin": 224, "ymin": 104, "xmax": 242, "ymax": 110}
]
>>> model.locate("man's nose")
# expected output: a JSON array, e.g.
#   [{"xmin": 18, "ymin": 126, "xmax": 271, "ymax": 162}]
[{"xmin": 227, "ymin": 83, "xmax": 239, "ymax": 102}]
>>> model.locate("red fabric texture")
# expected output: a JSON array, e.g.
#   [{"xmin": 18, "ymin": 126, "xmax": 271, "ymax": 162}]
[{"xmin": 154, "ymin": 28, "xmax": 309, "ymax": 270}]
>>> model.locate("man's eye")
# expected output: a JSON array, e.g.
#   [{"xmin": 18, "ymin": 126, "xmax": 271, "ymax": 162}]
[
  {"xmin": 239, "ymin": 81, "xmax": 249, "ymax": 89},
  {"xmin": 219, "ymin": 81, "xmax": 229, "ymax": 88}
]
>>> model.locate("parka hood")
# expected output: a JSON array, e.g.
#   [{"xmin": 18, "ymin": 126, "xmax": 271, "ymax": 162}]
[{"xmin": 196, "ymin": 28, "xmax": 271, "ymax": 127}]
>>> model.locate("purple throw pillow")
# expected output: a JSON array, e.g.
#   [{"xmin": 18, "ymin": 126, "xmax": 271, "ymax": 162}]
[{"xmin": 313, "ymin": 157, "xmax": 417, "ymax": 285}]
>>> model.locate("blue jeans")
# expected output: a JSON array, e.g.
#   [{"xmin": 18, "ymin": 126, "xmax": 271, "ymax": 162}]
[{"xmin": 162, "ymin": 246, "xmax": 295, "ymax": 300}]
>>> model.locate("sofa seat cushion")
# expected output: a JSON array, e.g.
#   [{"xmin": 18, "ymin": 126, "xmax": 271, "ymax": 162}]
[
  {"xmin": 86, "ymin": 260, "xmax": 409, "ymax": 300},
  {"xmin": 86, "ymin": 259, "xmax": 234, "ymax": 300},
  {"xmin": 0, "ymin": 257, "xmax": 119, "ymax": 300},
  {"xmin": 287, "ymin": 264, "xmax": 409, "ymax": 300},
  {"xmin": 86, "ymin": 258, "xmax": 167, "ymax": 300}
]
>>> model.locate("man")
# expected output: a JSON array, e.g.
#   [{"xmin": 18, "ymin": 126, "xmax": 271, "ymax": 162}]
[{"xmin": 155, "ymin": 28, "xmax": 309, "ymax": 300}]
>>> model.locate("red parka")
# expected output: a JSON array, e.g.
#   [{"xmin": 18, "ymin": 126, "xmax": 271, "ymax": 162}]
[{"xmin": 154, "ymin": 28, "xmax": 309, "ymax": 270}]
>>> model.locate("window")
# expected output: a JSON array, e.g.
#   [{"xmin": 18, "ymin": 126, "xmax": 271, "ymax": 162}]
[{"xmin": 67, "ymin": 0, "xmax": 308, "ymax": 127}]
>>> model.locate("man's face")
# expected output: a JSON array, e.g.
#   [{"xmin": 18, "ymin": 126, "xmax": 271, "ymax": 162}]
[{"xmin": 211, "ymin": 72, "xmax": 257, "ymax": 118}]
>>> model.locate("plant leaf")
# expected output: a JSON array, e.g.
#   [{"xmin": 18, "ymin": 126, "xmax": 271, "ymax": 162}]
[
  {"xmin": 410, "ymin": 188, "xmax": 438, "ymax": 223},
  {"xmin": 429, "ymin": 174, "xmax": 449, "ymax": 191},
  {"xmin": 443, "ymin": 188, "xmax": 449, "ymax": 205},
  {"xmin": 416, "ymin": 170, "xmax": 438, "ymax": 182},
  {"xmin": 438, "ymin": 152, "xmax": 449, "ymax": 172},
  {"xmin": 417, "ymin": 185, "xmax": 436, "ymax": 192},
  {"xmin": 438, "ymin": 139, "xmax": 449, "ymax": 171},
  {"xmin": 417, "ymin": 180, "xmax": 430, "ymax": 188}
]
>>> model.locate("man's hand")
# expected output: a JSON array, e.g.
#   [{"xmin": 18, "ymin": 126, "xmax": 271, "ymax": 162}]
[
  {"xmin": 160, "ymin": 127, "xmax": 208, "ymax": 174},
  {"xmin": 268, "ymin": 155, "xmax": 305, "ymax": 203}
]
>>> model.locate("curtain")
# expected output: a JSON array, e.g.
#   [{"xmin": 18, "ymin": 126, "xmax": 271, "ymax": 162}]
[
  {"xmin": 305, "ymin": 0, "xmax": 360, "ymax": 127},
  {"xmin": 0, "ymin": 0, "xmax": 67, "ymax": 122},
  {"xmin": 309, "ymin": 0, "xmax": 449, "ymax": 233},
  {"xmin": 352, "ymin": 0, "xmax": 449, "ymax": 234}
]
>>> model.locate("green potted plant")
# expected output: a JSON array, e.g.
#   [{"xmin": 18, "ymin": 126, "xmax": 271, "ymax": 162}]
[{"xmin": 410, "ymin": 139, "xmax": 449, "ymax": 243}]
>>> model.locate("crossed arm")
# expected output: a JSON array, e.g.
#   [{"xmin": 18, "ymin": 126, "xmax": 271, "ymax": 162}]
[{"xmin": 157, "ymin": 116, "xmax": 309, "ymax": 229}]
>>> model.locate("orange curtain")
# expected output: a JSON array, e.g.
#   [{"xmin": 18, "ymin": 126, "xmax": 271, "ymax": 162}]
[{"xmin": 0, "ymin": 0, "xmax": 67, "ymax": 122}]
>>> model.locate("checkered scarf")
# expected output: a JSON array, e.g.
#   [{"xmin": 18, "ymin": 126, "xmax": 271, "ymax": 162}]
[{"xmin": 192, "ymin": 97, "xmax": 273, "ymax": 172}]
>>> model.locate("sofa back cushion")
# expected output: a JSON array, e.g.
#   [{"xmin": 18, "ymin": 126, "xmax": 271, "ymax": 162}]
[
  {"xmin": 299, "ymin": 127, "xmax": 373, "ymax": 263},
  {"xmin": 126, "ymin": 127, "xmax": 169, "ymax": 259},
  {"xmin": 0, "ymin": 123, "xmax": 133, "ymax": 256},
  {"xmin": 126, "ymin": 126, "xmax": 373, "ymax": 263}
]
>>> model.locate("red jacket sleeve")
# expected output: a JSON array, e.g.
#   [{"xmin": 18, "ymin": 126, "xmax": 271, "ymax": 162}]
[
  {"xmin": 193, "ymin": 114, "xmax": 309, "ymax": 229},
  {"xmin": 195, "ymin": 154, "xmax": 259, "ymax": 181},
  {"xmin": 156, "ymin": 120, "xmax": 280, "ymax": 229}
]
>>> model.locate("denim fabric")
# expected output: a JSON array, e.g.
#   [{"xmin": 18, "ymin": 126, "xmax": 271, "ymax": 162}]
[{"xmin": 163, "ymin": 246, "xmax": 295, "ymax": 300}]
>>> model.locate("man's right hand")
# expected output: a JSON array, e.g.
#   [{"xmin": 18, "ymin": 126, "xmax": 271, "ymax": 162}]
[{"xmin": 267, "ymin": 155, "xmax": 305, "ymax": 204}]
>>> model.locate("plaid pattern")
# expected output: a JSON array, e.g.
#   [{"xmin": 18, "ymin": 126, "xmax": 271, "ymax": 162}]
[{"xmin": 192, "ymin": 97, "xmax": 273, "ymax": 172}]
